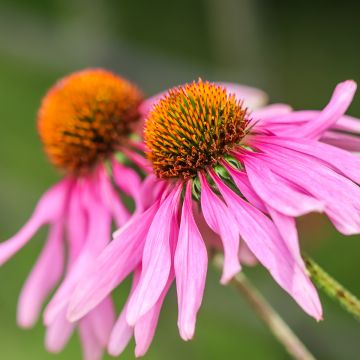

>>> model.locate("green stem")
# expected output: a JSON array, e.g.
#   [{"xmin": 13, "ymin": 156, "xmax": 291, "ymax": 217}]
[
  {"xmin": 303, "ymin": 254, "xmax": 360, "ymax": 321},
  {"xmin": 213, "ymin": 254, "xmax": 316, "ymax": 360}
]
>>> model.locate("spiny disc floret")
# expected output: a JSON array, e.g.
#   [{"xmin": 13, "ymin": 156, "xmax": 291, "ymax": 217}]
[
  {"xmin": 38, "ymin": 69, "xmax": 143, "ymax": 174},
  {"xmin": 145, "ymin": 80, "xmax": 249, "ymax": 179}
]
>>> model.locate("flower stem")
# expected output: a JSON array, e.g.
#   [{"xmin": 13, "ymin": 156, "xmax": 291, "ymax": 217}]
[
  {"xmin": 303, "ymin": 253, "xmax": 360, "ymax": 321},
  {"xmin": 213, "ymin": 254, "xmax": 316, "ymax": 360}
]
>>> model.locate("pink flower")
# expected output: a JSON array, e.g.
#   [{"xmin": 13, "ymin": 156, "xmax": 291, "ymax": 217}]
[
  {"xmin": 68, "ymin": 79, "xmax": 360, "ymax": 357},
  {"xmin": 0, "ymin": 69, "xmax": 148, "ymax": 359}
]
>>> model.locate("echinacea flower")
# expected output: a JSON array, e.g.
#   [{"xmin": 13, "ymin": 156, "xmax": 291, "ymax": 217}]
[
  {"xmin": 68, "ymin": 79, "xmax": 360, "ymax": 357},
  {"xmin": 0, "ymin": 68, "xmax": 148, "ymax": 359}
]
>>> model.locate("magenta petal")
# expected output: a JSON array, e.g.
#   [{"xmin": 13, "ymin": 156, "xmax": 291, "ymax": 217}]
[
  {"xmin": 68, "ymin": 203, "xmax": 159, "ymax": 322},
  {"xmin": 0, "ymin": 179, "xmax": 70, "ymax": 265},
  {"xmin": 112, "ymin": 160, "xmax": 143, "ymax": 212},
  {"xmin": 257, "ymin": 145, "xmax": 360, "ymax": 235},
  {"xmin": 322, "ymin": 131, "xmax": 360, "ymax": 152},
  {"xmin": 134, "ymin": 275, "xmax": 173, "ymax": 357},
  {"xmin": 240, "ymin": 157, "xmax": 325, "ymax": 216},
  {"xmin": 97, "ymin": 166, "xmax": 130, "ymax": 227},
  {"xmin": 126, "ymin": 185, "xmax": 182, "ymax": 326},
  {"xmin": 17, "ymin": 222, "xmax": 64, "ymax": 328},
  {"xmin": 254, "ymin": 136, "xmax": 360, "ymax": 184},
  {"xmin": 85, "ymin": 297, "xmax": 115, "ymax": 347},
  {"xmin": 221, "ymin": 163, "xmax": 267, "ymax": 212},
  {"xmin": 199, "ymin": 173, "xmax": 240, "ymax": 283},
  {"xmin": 45, "ymin": 308, "xmax": 75, "ymax": 353},
  {"xmin": 210, "ymin": 171, "xmax": 322, "ymax": 320},
  {"xmin": 45, "ymin": 184, "xmax": 112, "ymax": 325},
  {"xmin": 79, "ymin": 317, "xmax": 104, "ymax": 360},
  {"xmin": 174, "ymin": 182, "xmax": 208, "ymax": 340},
  {"xmin": 293, "ymin": 80, "xmax": 356, "ymax": 139},
  {"xmin": 108, "ymin": 268, "xmax": 141, "ymax": 356}
]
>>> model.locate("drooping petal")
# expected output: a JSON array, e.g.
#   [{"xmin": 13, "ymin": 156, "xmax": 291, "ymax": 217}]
[
  {"xmin": 199, "ymin": 173, "xmax": 240, "ymax": 283},
  {"xmin": 135, "ymin": 208, "xmax": 179, "ymax": 357},
  {"xmin": 97, "ymin": 166, "xmax": 130, "ymax": 227},
  {"xmin": 221, "ymin": 162, "xmax": 267, "ymax": 212},
  {"xmin": 112, "ymin": 159, "xmax": 142, "ymax": 211},
  {"xmin": 0, "ymin": 179, "xmax": 70, "ymax": 265},
  {"xmin": 253, "ymin": 135, "xmax": 360, "ymax": 184},
  {"xmin": 68, "ymin": 202, "xmax": 159, "ymax": 322},
  {"xmin": 238, "ymin": 156, "xmax": 325, "ymax": 216},
  {"xmin": 85, "ymin": 297, "xmax": 115, "ymax": 347},
  {"xmin": 254, "ymin": 145, "xmax": 360, "ymax": 235},
  {"xmin": 108, "ymin": 267, "xmax": 141, "ymax": 357},
  {"xmin": 134, "ymin": 273, "xmax": 174, "ymax": 357},
  {"xmin": 174, "ymin": 182, "xmax": 208, "ymax": 340},
  {"xmin": 45, "ymin": 181, "xmax": 112, "ymax": 325},
  {"xmin": 126, "ymin": 185, "xmax": 182, "ymax": 326},
  {"xmin": 79, "ymin": 317, "xmax": 104, "ymax": 360},
  {"xmin": 210, "ymin": 171, "xmax": 322, "ymax": 320},
  {"xmin": 17, "ymin": 222, "xmax": 64, "ymax": 328},
  {"xmin": 322, "ymin": 131, "xmax": 360, "ymax": 152},
  {"xmin": 45, "ymin": 308, "xmax": 75, "ymax": 353}
]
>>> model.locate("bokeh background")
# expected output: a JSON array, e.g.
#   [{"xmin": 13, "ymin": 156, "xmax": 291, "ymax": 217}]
[{"xmin": 0, "ymin": 1, "xmax": 359, "ymax": 359}]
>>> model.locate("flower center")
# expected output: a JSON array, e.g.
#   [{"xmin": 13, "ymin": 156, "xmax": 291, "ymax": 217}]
[
  {"xmin": 37, "ymin": 68, "xmax": 143, "ymax": 174},
  {"xmin": 144, "ymin": 80, "xmax": 249, "ymax": 179}
]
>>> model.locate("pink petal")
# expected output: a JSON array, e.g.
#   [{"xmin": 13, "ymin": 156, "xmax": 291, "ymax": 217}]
[
  {"xmin": 108, "ymin": 268, "xmax": 141, "ymax": 357},
  {"xmin": 68, "ymin": 202, "xmax": 159, "ymax": 322},
  {"xmin": 126, "ymin": 185, "xmax": 182, "ymax": 326},
  {"xmin": 238, "ymin": 240, "xmax": 257, "ymax": 266},
  {"xmin": 45, "ymin": 182, "xmax": 112, "ymax": 325},
  {"xmin": 174, "ymin": 182, "xmax": 208, "ymax": 340},
  {"xmin": 253, "ymin": 135, "xmax": 360, "ymax": 184},
  {"xmin": 253, "ymin": 103, "xmax": 293, "ymax": 121},
  {"xmin": 79, "ymin": 317, "xmax": 104, "ymax": 360},
  {"xmin": 255, "ymin": 144, "xmax": 360, "ymax": 235},
  {"xmin": 322, "ymin": 131, "xmax": 360, "ymax": 152},
  {"xmin": 0, "ymin": 179, "xmax": 70, "ymax": 265},
  {"xmin": 288, "ymin": 80, "xmax": 356, "ymax": 139},
  {"xmin": 199, "ymin": 173, "xmax": 240, "ymax": 283},
  {"xmin": 45, "ymin": 308, "xmax": 75, "ymax": 353},
  {"xmin": 210, "ymin": 171, "xmax": 322, "ymax": 320},
  {"xmin": 134, "ymin": 206, "xmax": 180, "ymax": 357},
  {"xmin": 121, "ymin": 147, "xmax": 152, "ymax": 173},
  {"xmin": 97, "ymin": 166, "xmax": 130, "ymax": 227},
  {"xmin": 134, "ymin": 274, "xmax": 174, "ymax": 357},
  {"xmin": 17, "ymin": 222, "xmax": 64, "ymax": 328},
  {"xmin": 112, "ymin": 159, "xmax": 143, "ymax": 211},
  {"xmin": 239, "ymin": 156, "xmax": 325, "ymax": 216},
  {"xmin": 85, "ymin": 297, "xmax": 115, "ymax": 347},
  {"xmin": 221, "ymin": 162, "xmax": 267, "ymax": 212}
]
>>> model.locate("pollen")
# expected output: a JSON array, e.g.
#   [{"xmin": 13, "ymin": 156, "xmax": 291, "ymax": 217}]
[
  {"xmin": 144, "ymin": 80, "xmax": 249, "ymax": 179},
  {"xmin": 37, "ymin": 68, "xmax": 143, "ymax": 174}
]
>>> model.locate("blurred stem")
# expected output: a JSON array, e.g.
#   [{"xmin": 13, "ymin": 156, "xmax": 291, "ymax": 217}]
[
  {"xmin": 213, "ymin": 254, "xmax": 316, "ymax": 360},
  {"xmin": 303, "ymin": 254, "xmax": 360, "ymax": 321}
]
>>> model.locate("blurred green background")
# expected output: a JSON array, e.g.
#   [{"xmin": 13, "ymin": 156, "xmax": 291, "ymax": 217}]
[{"xmin": 0, "ymin": 1, "xmax": 359, "ymax": 359}]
